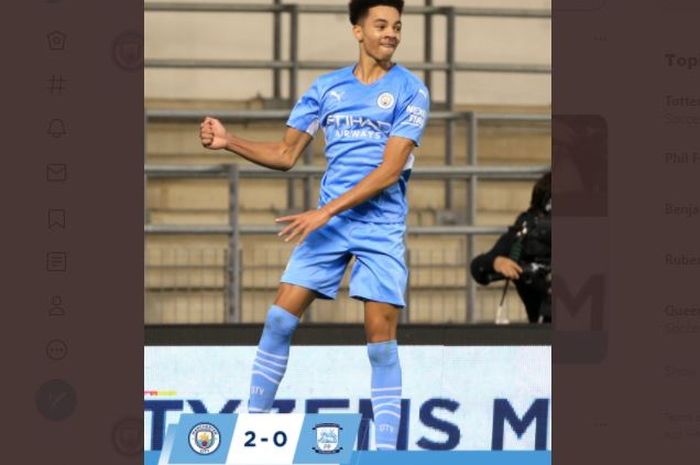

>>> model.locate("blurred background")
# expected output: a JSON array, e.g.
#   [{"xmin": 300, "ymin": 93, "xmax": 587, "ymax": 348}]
[{"xmin": 143, "ymin": 0, "xmax": 551, "ymax": 326}]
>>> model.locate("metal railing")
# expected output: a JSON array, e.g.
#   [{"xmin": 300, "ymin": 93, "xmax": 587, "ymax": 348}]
[
  {"xmin": 145, "ymin": 162, "xmax": 549, "ymax": 323},
  {"xmin": 145, "ymin": 1, "xmax": 551, "ymax": 209},
  {"xmin": 146, "ymin": 108, "xmax": 550, "ymax": 210},
  {"xmin": 145, "ymin": 2, "xmax": 551, "ymax": 102}
]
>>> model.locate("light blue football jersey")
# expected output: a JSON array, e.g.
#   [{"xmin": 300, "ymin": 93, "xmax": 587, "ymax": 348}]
[{"xmin": 287, "ymin": 64, "xmax": 430, "ymax": 223}]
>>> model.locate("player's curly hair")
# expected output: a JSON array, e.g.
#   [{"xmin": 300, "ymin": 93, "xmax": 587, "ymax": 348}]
[{"xmin": 348, "ymin": 0, "xmax": 404, "ymax": 25}]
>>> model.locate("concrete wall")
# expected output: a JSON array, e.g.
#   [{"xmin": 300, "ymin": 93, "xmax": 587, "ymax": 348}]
[{"xmin": 145, "ymin": 0, "xmax": 551, "ymax": 106}]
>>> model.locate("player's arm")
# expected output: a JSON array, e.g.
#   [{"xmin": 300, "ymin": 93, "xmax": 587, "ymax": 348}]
[
  {"xmin": 277, "ymin": 136, "xmax": 414, "ymax": 243},
  {"xmin": 320, "ymin": 136, "xmax": 413, "ymax": 216},
  {"xmin": 199, "ymin": 116, "xmax": 310, "ymax": 171}
]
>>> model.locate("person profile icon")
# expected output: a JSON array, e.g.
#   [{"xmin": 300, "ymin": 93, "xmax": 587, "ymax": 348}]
[{"xmin": 49, "ymin": 295, "xmax": 66, "ymax": 317}]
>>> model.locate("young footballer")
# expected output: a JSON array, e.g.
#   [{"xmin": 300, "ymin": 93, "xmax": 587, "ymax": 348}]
[{"xmin": 199, "ymin": 0, "xmax": 429, "ymax": 450}]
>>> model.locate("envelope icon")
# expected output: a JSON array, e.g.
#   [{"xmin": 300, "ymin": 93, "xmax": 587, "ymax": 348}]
[{"xmin": 47, "ymin": 164, "xmax": 67, "ymax": 182}]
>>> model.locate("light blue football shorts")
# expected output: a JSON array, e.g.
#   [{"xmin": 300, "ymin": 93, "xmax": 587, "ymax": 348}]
[{"xmin": 280, "ymin": 215, "xmax": 408, "ymax": 308}]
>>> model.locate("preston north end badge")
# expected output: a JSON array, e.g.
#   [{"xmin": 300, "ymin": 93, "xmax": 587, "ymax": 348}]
[{"xmin": 312, "ymin": 423, "xmax": 343, "ymax": 454}]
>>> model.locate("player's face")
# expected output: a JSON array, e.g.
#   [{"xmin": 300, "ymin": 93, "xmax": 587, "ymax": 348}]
[{"xmin": 354, "ymin": 6, "xmax": 402, "ymax": 63}]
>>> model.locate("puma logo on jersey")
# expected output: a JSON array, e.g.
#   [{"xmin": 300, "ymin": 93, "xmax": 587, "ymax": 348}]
[{"xmin": 329, "ymin": 90, "xmax": 344, "ymax": 102}]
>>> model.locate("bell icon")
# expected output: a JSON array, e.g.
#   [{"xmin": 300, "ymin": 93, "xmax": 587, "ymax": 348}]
[{"xmin": 47, "ymin": 118, "xmax": 67, "ymax": 138}]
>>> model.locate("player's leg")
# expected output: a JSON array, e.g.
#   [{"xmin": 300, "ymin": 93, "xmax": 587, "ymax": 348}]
[
  {"xmin": 274, "ymin": 282, "xmax": 317, "ymax": 318},
  {"xmin": 364, "ymin": 301, "xmax": 402, "ymax": 451},
  {"xmin": 249, "ymin": 216, "xmax": 350, "ymax": 413},
  {"xmin": 248, "ymin": 284, "xmax": 315, "ymax": 413},
  {"xmin": 364, "ymin": 301, "xmax": 399, "ymax": 342},
  {"xmin": 348, "ymin": 220, "xmax": 407, "ymax": 450}
]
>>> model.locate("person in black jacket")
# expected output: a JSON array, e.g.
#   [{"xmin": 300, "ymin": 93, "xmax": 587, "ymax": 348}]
[{"xmin": 470, "ymin": 172, "xmax": 551, "ymax": 323}]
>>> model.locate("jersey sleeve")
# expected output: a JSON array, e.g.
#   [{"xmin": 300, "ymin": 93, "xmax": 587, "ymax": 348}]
[
  {"xmin": 389, "ymin": 84, "xmax": 430, "ymax": 146},
  {"xmin": 286, "ymin": 80, "xmax": 321, "ymax": 137}
]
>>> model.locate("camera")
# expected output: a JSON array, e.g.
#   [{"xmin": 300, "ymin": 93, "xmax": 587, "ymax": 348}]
[{"xmin": 519, "ymin": 261, "xmax": 551, "ymax": 295}]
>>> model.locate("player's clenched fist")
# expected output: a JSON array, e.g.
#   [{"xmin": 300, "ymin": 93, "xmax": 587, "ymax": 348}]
[{"xmin": 199, "ymin": 116, "xmax": 228, "ymax": 150}]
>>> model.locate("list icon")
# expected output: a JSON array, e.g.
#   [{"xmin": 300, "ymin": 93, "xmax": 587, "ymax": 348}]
[{"xmin": 46, "ymin": 251, "xmax": 67, "ymax": 272}]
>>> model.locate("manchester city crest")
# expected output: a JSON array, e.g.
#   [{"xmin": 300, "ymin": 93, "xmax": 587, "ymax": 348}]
[
  {"xmin": 377, "ymin": 92, "xmax": 395, "ymax": 109},
  {"xmin": 312, "ymin": 423, "xmax": 343, "ymax": 454},
  {"xmin": 188, "ymin": 423, "xmax": 221, "ymax": 455}
]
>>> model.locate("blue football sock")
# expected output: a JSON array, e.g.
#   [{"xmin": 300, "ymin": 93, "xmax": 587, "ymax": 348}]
[
  {"xmin": 248, "ymin": 305, "xmax": 299, "ymax": 412},
  {"xmin": 367, "ymin": 340, "xmax": 402, "ymax": 450}
]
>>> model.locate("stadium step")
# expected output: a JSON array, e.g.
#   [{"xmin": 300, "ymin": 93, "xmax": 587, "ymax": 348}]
[
  {"xmin": 145, "ymin": 286, "xmax": 527, "ymax": 325},
  {"xmin": 145, "ymin": 233, "xmax": 528, "ymax": 324}
]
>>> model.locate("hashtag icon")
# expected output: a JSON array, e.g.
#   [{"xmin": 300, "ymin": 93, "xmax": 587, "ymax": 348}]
[{"xmin": 48, "ymin": 75, "xmax": 67, "ymax": 95}]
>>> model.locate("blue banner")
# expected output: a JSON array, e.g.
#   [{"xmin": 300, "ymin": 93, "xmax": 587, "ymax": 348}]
[{"xmin": 150, "ymin": 413, "xmax": 551, "ymax": 465}]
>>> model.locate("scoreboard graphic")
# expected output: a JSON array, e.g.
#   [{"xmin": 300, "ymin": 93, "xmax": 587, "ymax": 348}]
[
  {"xmin": 155, "ymin": 413, "xmax": 550, "ymax": 465},
  {"xmin": 146, "ymin": 345, "xmax": 551, "ymax": 465}
]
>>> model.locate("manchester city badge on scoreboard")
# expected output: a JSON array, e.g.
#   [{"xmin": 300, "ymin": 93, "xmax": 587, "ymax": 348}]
[{"xmin": 188, "ymin": 423, "xmax": 221, "ymax": 455}]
